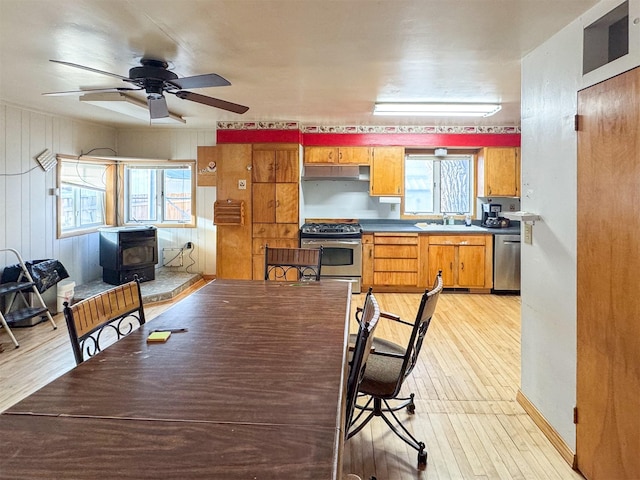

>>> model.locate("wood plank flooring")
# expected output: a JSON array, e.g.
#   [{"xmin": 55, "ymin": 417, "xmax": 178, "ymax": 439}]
[{"xmin": 0, "ymin": 286, "xmax": 583, "ymax": 480}]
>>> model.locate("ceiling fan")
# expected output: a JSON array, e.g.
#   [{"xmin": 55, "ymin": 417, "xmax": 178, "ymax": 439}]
[{"xmin": 43, "ymin": 58, "xmax": 249, "ymax": 119}]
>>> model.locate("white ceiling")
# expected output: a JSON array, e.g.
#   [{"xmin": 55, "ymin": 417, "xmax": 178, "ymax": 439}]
[{"xmin": 0, "ymin": 0, "xmax": 597, "ymax": 129}]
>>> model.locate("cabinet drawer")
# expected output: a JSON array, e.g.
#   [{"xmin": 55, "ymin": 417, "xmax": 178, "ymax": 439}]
[
  {"xmin": 375, "ymin": 245, "xmax": 418, "ymax": 258},
  {"xmin": 374, "ymin": 272, "xmax": 418, "ymax": 286},
  {"xmin": 277, "ymin": 223, "xmax": 299, "ymax": 238},
  {"xmin": 428, "ymin": 235, "xmax": 486, "ymax": 246},
  {"xmin": 374, "ymin": 233, "xmax": 418, "ymax": 245},
  {"xmin": 253, "ymin": 224, "xmax": 279, "ymax": 238},
  {"xmin": 374, "ymin": 258, "xmax": 417, "ymax": 272}
]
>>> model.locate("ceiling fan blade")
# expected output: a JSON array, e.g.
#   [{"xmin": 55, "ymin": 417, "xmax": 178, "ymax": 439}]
[
  {"xmin": 43, "ymin": 87, "xmax": 142, "ymax": 96},
  {"xmin": 170, "ymin": 73, "xmax": 231, "ymax": 90},
  {"xmin": 174, "ymin": 91, "xmax": 249, "ymax": 114},
  {"xmin": 148, "ymin": 96, "xmax": 169, "ymax": 119},
  {"xmin": 50, "ymin": 60, "xmax": 131, "ymax": 81}
]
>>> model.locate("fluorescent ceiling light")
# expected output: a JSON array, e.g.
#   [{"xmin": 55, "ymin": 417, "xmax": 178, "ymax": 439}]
[
  {"xmin": 373, "ymin": 102, "xmax": 502, "ymax": 117},
  {"xmin": 80, "ymin": 92, "xmax": 185, "ymax": 124}
]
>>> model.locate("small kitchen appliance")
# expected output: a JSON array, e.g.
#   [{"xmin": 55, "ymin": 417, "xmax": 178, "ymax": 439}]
[{"xmin": 481, "ymin": 203, "xmax": 510, "ymax": 228}]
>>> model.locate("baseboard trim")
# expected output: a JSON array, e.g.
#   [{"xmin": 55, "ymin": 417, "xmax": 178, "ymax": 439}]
[{"xmin": 516, "ymin": 390, "xmax": 577, "ymax": 469}]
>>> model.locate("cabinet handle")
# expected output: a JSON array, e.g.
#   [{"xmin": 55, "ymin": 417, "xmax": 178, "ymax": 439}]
[
  {"xmin": 450, "ymin": 262, "xmax": 453, "ymax": 270},
  {"xmin": 461, "ymin": 262, "xmax": 464, "ymax": 270},
  {"xmin": 339, "ymin": 151, "xmax": 342, "ymax": 160}
]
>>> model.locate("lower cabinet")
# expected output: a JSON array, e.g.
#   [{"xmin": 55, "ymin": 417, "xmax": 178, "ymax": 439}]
[
  {"xmin": 427, "ymin": 235, "xmax": 493, "ymax": 290},
  {"xmin": 372, "ymin": 233, "xmax": 419, "ymax": 286},
  {"xmin": 252, "ymin": 223, "xmax": 299, "ymax": 280},
  {"xmin": 362, "ymin": 232, "xmax": 493, "ymax": 292}
]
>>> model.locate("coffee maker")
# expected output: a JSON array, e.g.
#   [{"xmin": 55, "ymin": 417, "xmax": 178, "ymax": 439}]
[{"xmin": 481, "ymin": 203, "xmax": 502, "ymax": 227}]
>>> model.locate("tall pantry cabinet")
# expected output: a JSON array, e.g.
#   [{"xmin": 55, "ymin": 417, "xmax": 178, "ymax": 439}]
[
  {"xmin": 251, "ymin": 144, "xmax": 300, "ymax": 279},
  {"xmin": 213, "ymin": 143, "xmax": 300, "ymax": 280}
]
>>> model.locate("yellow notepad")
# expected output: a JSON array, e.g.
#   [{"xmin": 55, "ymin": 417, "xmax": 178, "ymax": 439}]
[{"xmin": 147, "ymin": 331, "xmax": 171, "ymax": 343}]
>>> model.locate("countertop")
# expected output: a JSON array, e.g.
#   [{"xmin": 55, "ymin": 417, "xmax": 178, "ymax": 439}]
[{"xmin": 359, "ymin": 220, "xmax": 521, "ymax": 236}]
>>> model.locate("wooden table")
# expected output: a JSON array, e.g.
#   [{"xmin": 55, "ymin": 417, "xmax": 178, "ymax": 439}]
[{"xmin": 1, "ymin": 279, "xmax": 352, "ymax": 480}]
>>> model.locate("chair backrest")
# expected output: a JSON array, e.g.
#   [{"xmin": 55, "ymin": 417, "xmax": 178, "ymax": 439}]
[
  {"xmin": 264, "ymin": 245, "xmax": 323, "ymax": 281},
  {"xmin": 391, "ymin": 271, "xmax": 443, "ymax": 397},
  {"xmin": 345, "ymin": 287, "xmax": 380, "ymax": 433},
  {"xmin": 63, "ymin": 278, "xmax": 146, "ymax": 365}
]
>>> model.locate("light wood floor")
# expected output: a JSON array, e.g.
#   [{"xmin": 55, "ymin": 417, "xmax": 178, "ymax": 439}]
[{"xmin": 0, "ymin": 285, "xmax": 583, "ymax": 480}]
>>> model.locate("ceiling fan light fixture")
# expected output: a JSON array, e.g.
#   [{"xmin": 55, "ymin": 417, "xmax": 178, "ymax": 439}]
[
  {"xmin": 80, "ymin": 92, "xmax": 186, "ymax": 124},
  {"xmin": 373, "ymin": 102, "xmax": 502, "ymax": 117}
]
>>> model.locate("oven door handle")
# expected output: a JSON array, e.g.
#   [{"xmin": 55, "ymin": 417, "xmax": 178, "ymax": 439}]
[{"xmin": 302, "ymin": 240, "xmax": 362, "ymax": 245}]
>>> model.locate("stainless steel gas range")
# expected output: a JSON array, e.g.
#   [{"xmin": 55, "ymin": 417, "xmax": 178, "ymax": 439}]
[{"xmin": 300, "ymin": 222, "xmax": 363, "ymax": 293}]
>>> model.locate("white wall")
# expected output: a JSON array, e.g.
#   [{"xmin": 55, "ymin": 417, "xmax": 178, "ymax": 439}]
[
  {"xmin": 0, "ymin": 103, "xmax": 117, "ymax": 286},
  {"xmin": 301, "ymin": 180, "xmax": 398, "ymax": 220},
  {"xmin": 116, "ymin": 128, "xmax": 217, "ymax": 275},
  {"xmin": 520, "ymin": 0, "xmax": 640, "ymax": 450}
]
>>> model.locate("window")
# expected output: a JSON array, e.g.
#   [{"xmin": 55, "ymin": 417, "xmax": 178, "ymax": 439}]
[
  {"xmin": 58, "ymin": 157, "xmax": 116, "ymax": 237},
  {"xmin": 121, "ymin": 163, "xmax": 195, "ymax": 226},
  {"xmin": 403, "ymin": 154, "xmax": 473, "ymax": 216}
]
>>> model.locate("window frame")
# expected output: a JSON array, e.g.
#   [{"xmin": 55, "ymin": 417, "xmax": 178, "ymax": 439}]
[
  {"xmin": 56, "ymin": 155, "xmax": 117, "ymax": 239},
  {"xmin": 400, "ymin": 150, "xmax": 476, "ymax": 220},
  {"xmin": 118, "ymin": 160, "xmax": 197, "ymax": 228}
]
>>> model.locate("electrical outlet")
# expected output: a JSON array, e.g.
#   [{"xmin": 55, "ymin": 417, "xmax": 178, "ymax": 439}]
[
  {"xmin": 524, "ymin": 223, "xmax": 533, "ymax": 244},
  {"xmin": 238, "ymin": 179, "xmax": 247, "ymax": 190},
  {"xmin": 509, "ymin": 204, "xmax": 516, "ymax": 211}
]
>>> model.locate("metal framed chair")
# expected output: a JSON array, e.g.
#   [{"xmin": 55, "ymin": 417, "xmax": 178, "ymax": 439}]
[
  {"xmin": 345, "ymin": 287, "xmax": 380, "ymax": 435},
  {"xmin": 264, "ymin": 244, "xmax": 323, "ymax": 281},
  {"xmin": 63, "ymin": 277, "xmax": 146, "ymax": 365},
  {"xmin": 348, "ymin": 271, "xmax": 443, "ymax": 470}
]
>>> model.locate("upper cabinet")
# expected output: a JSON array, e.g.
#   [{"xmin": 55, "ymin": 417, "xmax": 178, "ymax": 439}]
[
  {"xmin": 370, "ymin": 147, "xmax": 404, "ymax": 196},
  {"xmin": 477, "ymin": 147, "xmax": 521, "ymax": 197},
  {"xmin": 304, "ymin": 146, "xmax": 371, "ymax": 165}
]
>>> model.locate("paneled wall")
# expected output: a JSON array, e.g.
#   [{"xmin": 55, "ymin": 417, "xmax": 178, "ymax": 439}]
[
  {"xmin": 0, "ymin": 103, "xmax": 117, "ymax": 286},
  {"xmin": 116, "ymin": 128, "xmax": 217, "ymax": 276},
  {"xmin": 0, "ymin": 104, "xmax": 219, "ymax": 296}
]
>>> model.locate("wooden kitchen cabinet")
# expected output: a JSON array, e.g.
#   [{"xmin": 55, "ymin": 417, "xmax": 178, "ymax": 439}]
[
  {"xmin": 303, "ymin": 146, "xmax": 370, "ymax": 165},
  {"xmin": 361, "ymin": 234, "xmax": 374, "ymax": 287},
  {"xmin": 370, "ymin": 147, "xmax": 404, "ymax": 196},
  {"xmin": 251, "ymin": 144, "xmax": 300, "ymax": 280},
  {"xmin": 427, "ymin": 235, "xmax": 493, "ymax": 290},
  {"xmin": 251, "ymin": 223, "xmax": 299, "ymax": 279},
  {"xmin": 477, "ymin": 147, "xmax": 521, "ymax": 197},
  {"xmin": 252, "ymin": 183, "xmax": 298, "ymax": 223},
  {"xmin": 372, "ymin": 233, "xmax": 418, "ymax": 286}
]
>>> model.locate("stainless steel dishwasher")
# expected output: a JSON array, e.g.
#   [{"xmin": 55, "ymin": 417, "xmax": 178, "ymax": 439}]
[{"xmin": 493, "ymin": 234, "xmax": 521, "ymax": 291}]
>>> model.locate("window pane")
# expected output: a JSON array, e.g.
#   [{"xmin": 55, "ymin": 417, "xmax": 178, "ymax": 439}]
[
  {"xmin": 403, "ymin": 155, "xmax": 472, "ymax": 216},
  {"xmin": 79, "ymin": 188, "xmax": 104, "ymax": 226},
  {"xmin": 441, "ymin": 159, "xmax": 471, "ymax": 213},
  {"xmin": 164, "ymin": 169, "xmax": 192, "ymax": 222},
  {"xmin": 60, "ymin": 161, "xmax": 109, "ymax": 233},
  {"xmin": 128, "ymin": 169, "xmax": 157, "ymax": 221},
  {"xmin": 404, "ymin": 158, "xmax": 434, "ymax": 213}
]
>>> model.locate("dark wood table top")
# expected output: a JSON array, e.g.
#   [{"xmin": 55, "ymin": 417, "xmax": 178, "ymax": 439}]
[
  {"xmin": 2, "ymin": 279, "xmax": 352, "ymax": 479},
  {"xmin": 0, "ymin": 414, "xmax": 338, "ymax": 480}
]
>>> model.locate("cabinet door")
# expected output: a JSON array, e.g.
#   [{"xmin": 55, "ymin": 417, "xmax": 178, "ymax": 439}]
[
  {"xmin": 253, "ymin": 150, "xmax": 276, "ymax": 183},
  {"xmin": 428, "ymin": 245, "xmax": 455, "ymax": 287},
  {"xmin": 304, "ymin": 147, "xmax": 338, "ymax": 164},
  {"xmin": 370, "ymin": 147, "xmax": 404, "ymax": 196},
  {"xmin": 362, "ymin": 235, "xmax": 374, "ymax": 288},
  {"xmin": 338, "ymin": 147, "xmax": 370, "ymax": 165},
  {"xmin": 479, "ymin": 147, "xmax": 519, "ymax": 197},
  {"xmin": 457, "ymin": 245, "xmax": 485, "ymax": 287},
  {"xmin": 276, "ymin": 150, "xmax": 299, "ymax": 182},
  {"xmin": 253, "ymin": 183, "xmax": 276, "ymax": 223},
  {"xmin": 275, "ymin": 183, "xmax": 298, "ymax": 223}
]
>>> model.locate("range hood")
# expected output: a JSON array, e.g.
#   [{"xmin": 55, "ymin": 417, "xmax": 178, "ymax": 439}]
[{"xmin": 302, "ymin": 165, "xmax": 361, "ymax": 180}]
